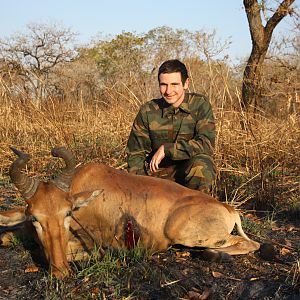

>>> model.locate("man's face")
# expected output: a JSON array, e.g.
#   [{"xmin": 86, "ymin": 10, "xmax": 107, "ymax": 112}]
[{"xmin": 159, "ymin": 72, "xmax": 189, "ymax": 108}]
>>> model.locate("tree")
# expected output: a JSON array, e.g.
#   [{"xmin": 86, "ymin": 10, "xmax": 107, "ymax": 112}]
[
  {"xmin": 81, "ymin": 31, "xmax": 145, "ymax": 81},
  {"xmin": 242, "ymin": 0, "xmax": 296, "ymax": 111},
  {"xmin": 77, "ymin": 32, "xmax": 148, "ymax": 107},
  {"xmin": 0, "ymin": 22, "xmax": 77, "ymax": 103},
  {"xmin": 143, "ymin": 26, "xmax": 191, "ymax": 71},
  {"xmin": 260, "ymin": 21, "xmax": 300, "ymax": 117}
]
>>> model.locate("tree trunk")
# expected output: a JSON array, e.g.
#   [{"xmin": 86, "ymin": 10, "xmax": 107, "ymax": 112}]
[
  {"xmin": 242, "ymin": 0, "xmax": 295, "ymax": 111},
  {"xmin": 242, "ymin": 42, "xmax": 268, "ymax": 110}
]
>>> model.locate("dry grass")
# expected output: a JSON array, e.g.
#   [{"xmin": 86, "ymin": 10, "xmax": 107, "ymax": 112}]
[
  {"xmin": 0, "ymin": 93, "xmax": 132, "ymax": 174},
  {"xmin": 0, "ymin": 74, "xmax": 299, "ymax": 209},
  {"xmin": 214, "ymin": 104, "xmax": 300, "ymax": 208},
  {"xmin": 0, "ymin": 72, "xmax": 299, "ymax": 300}
]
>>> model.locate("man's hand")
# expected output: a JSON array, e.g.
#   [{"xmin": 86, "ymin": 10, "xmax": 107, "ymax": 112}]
[{"xmin": 150, "ymin": 145, "xmax": 165, "ymax": 173}]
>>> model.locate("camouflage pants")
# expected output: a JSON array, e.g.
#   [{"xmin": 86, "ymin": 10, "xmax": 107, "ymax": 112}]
[{"xmin": 147, "ymin": 155, "xmax": 216, "ymax": 193}]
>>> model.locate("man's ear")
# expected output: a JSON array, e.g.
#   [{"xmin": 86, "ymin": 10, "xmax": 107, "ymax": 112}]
[
  {"xmin": 69, "ymin": 189, "xmax": 103, "ymax": 209},
  {"xmin": 0, "ymin": 207, "xmax": 27, "ymax": 226}
]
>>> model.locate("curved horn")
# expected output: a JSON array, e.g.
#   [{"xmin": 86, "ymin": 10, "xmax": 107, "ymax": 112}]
[
  {"xmin": 9, "ymin": 147, "xmax": 39, "ymax": 199},
  {"xmin": 51, "ymin": 147, "xmax": 76, "ymax": 192}
]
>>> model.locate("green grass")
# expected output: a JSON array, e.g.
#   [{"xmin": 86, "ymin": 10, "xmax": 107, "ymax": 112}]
[
  {"xmin": 240, "ymin": 212, "xmax": 278, "ymax": 237},
  {"xmin": 37, "ymin": 245, "xmax": 151, "ymax": 299},
  {"xmin": 287, "ymin": 193, "xmax": 300, "ymax": 220},
  {"xmin": 291, "ymin": 258, "xmax": 300, "ymax": 288}
]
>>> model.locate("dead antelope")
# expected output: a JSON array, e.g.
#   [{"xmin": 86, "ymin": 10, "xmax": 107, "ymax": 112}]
[{"xmin": 0, "ymin": 147, "xmax": 260, "ymax": 278}]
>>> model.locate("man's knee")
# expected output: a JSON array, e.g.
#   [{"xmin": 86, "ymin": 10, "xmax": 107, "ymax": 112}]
[{"xmin": 183, "ymin": 156, "xmax": 216, "ymax": 192}]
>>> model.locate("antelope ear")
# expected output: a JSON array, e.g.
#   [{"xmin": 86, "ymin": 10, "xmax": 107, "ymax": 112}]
[
  {"xmin": 69, "ymin": 189, "xmax": 103, "ymax": 209},
  {"xmin": 0, "ymin": 207, "xmax": 27, "ymax": 226}
]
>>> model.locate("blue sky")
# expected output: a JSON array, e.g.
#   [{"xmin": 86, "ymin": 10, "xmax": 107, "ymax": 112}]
[{"xmin": 0, "ymin": 0, "xmax": 293, "ymax": 62}]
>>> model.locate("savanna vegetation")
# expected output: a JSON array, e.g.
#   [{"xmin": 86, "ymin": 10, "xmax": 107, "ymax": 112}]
[{"xmin": 0, "ymin": 1, "xmax": 299, "ymax": 299}]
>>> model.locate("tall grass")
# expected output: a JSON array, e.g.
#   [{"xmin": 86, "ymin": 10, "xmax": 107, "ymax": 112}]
[
  {"xmin": 0, "ymin": 71, "xmax": 299, "ymax": 210},
  {"xmin": 35, "ymin": 246, "xmax": 150, "ymax": 299},
  {"xmin": 1, "ymin": 66, "xmax": 299, "ymax": 299}
]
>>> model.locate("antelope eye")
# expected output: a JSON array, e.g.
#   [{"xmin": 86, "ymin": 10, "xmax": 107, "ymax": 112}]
[
  {"xmin": 66, "ymin": 211, "xmax": 72, "ymax": 217},
  {"xmin": 31, "ymin": 216, "xmax": 38, "ymax": 223}
]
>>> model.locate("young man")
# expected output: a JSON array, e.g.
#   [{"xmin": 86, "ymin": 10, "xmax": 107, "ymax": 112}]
[{"xmin": 126, "ymin": 59, "xmax": 216, "ymax": 193}]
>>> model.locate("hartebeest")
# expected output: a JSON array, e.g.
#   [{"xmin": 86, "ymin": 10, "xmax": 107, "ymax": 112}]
[{"xmin": 0, "ymin": 147, "xmax": 260, "ymax": 277}]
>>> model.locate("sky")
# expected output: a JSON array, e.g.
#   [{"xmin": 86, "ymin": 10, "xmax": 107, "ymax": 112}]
[{"xmin": 0, "ymin": 0, "xmax": 294, "ymax": 62}]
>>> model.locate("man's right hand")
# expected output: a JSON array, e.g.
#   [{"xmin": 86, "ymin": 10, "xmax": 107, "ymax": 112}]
[{"xmin": 149, "ymin": 145, "xmax": 165, "ymax": 173}]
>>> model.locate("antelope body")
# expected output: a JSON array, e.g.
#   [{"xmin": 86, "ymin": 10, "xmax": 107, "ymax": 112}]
[{"xmin": 0, "ymin": 147, "xmax": 260, "ymax": 277}]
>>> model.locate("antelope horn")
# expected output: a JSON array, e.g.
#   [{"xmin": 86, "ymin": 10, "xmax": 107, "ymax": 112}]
[
  {"xmin": 9, "ymin": 147, "xmax": 39, "ymax": 199},
  {"xmin": 51, "ymin": 147, "xmax": 76, "ymax": 192}
]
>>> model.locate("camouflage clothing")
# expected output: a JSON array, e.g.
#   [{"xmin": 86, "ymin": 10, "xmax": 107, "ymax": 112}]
[{"xmin": 126, "ymin": 93, "xmax": 216, "ymax": 192}]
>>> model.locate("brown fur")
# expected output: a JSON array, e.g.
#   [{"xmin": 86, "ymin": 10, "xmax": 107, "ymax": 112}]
[{"xmin": 0, "ymin": 162, "xmax": 260, "ymax": 278}]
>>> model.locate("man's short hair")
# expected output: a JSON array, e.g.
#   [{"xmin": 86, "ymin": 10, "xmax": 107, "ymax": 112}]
[{"xmin": 158, "ymin": 59, "xmax": 189, "ymax": 84}]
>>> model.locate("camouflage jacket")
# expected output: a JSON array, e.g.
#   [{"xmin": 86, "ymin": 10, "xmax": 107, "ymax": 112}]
[{"xmin": 126, "ymin": 93, "xmax": 216, "ymax": 175}]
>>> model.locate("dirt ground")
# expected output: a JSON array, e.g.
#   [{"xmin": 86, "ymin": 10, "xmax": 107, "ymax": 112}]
[{"xmin": 0, "ymin": 184, "xmax": 299, "ymax": 299}]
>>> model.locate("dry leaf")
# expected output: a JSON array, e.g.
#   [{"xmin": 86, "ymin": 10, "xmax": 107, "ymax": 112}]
[
  {"xmin": 182, "ymin": 268, "xmax": 190, "ymax": 275},
  {"xmin": 271, "ymin": 226, "xmax": 295, "ymax": 232},
  {"xmin": 0, "ymin": 232, "xmax": 15, "ymax": 246},
  {"xmin": 116, "ymin": 259, "xmax": 121, "ymax": 269},
  {"xmin": 91, "ymin": 287, "xmax": 100, "ymax": 294},
  {"xmin": 245, "ymin": 213, "xmax": 262, "ymax": 224},
  {"xmin": 286, "ymin": 225, "xmax": 296, "ymax": 232},
  {"xmin": 70, "ymin": 285, "xmax": 81, "ymax": 294},
  {"xmin": 199, "ymin": 287, "xmax": 211, "ymax": 300},
  {"xmin": 212, "ymin": 271, "xmax": 242, "ymax": 281},
  {"xmin": 176, "ymin": 251, "xmax": 190, "ymax": 258},
  {"xmin": 245, "ymin": 213, "xmax": 254, "ymax": 218},
  {"xmin": 188, "ymin": 290, "xmax": 201, "ymax": 299},
  {"xmin": 280, "ymin": 247, "xmax": 291, "ymax": 256},
  {"xmin": 212, "ymin": 271, "xmax": 223, "ymax": 278},
  {"xmin": 176, "ymin": 258, "xmax": 187, "ymax": 262},
  {"xmin": 249, "ymin": 277, "xmax": 260, "ymax": 281},
  {"xmin": 188, "ymin": 287, "xmax": 211, "ymax": 300},
  {"xmin": 283, "ymin": 239, "xmax": 292, "ymax": 247},
  {"xmin": 24, "ymin": 265, "xmax": 39, "ymax": 273}
]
